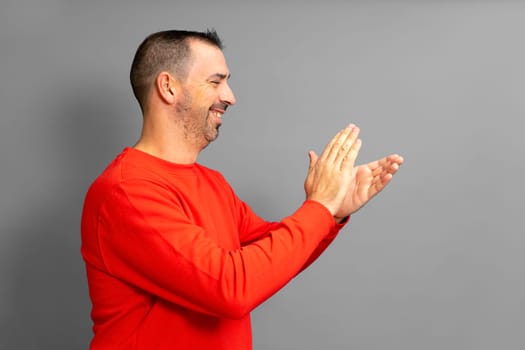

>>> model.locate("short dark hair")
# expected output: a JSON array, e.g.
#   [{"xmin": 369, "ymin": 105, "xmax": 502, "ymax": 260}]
[{"xmin": 130, "ymin": 29, "xmax": 223, "ymax": 111}]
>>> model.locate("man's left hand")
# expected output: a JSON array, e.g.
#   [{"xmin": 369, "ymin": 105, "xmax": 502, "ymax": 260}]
[{"xmin": 335, "ymin": 154, "xmax": 404, "ymax": 221}]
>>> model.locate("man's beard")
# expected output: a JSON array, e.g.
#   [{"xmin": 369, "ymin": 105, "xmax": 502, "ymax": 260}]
[{"xmin": 175, "ymin": 89, "xmax": 220, "ymax": 147}]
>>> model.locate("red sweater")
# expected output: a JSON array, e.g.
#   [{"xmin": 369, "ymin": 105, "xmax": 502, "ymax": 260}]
[{"xmin": 81, "ymin": 147, "xmax": 346, "ymax": 349}]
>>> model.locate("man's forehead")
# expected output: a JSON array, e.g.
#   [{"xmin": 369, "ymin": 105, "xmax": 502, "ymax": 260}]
[
  {"xmin": 188, "ymin": 39, "xmax": 225, "ymax": 60},
  {"xmin": 187, "ymin": 41, "xmax": 230, "ymax": 78}
]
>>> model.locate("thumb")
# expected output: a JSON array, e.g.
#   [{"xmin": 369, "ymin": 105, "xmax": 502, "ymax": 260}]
[{"xmin": 308, "ymin": 150, "xmax": 318, "ymax": 169}]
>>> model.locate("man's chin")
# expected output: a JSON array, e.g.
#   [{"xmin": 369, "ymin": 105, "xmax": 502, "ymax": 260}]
[{"xmin": 204, "ymin": 129, "xmax": 220, "ymax": 144}]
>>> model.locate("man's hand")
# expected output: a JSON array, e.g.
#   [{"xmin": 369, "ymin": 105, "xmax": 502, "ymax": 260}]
[
  {"xmin": 334, "ymin": 153, "xmax": 404, "ymax": 220},
  {"xmin": 304, "ymin": 125, "xmax": 362, "ymax": 216}
]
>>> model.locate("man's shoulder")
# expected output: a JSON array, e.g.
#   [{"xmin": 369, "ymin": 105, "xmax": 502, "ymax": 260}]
[
  {"xmin": 195, "ymin": 163, "xmax": 221, "ymax": 176},
  {"xmin": 83, "ymin": 149, "xmax": 129, "ymax": 202},
  {"xmin": 194, "ymin": 163, "xmax": 230, "ymax": 184}
]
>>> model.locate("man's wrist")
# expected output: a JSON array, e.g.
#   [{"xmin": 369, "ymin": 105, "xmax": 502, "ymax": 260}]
[{"xmin": 334, "ymin": 215, "xmax": 350, "ymax": 224}]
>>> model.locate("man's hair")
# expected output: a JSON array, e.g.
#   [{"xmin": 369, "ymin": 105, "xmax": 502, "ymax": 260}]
[{"xmin": 130, "ymin": 29, "xmax": 223, "ymax": 112}]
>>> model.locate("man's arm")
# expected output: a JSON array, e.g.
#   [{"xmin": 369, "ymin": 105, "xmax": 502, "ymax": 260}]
[
  {"xmin": 97, "ymin": 186, "xmax": 337, "ymax": 320},
  {"xmin": 92, "ymin": 125, "xmax": 362, "ymax": 319},
  {"xmin": 235, "ymin": 199, "xmax": 347, "ymax": 273}
]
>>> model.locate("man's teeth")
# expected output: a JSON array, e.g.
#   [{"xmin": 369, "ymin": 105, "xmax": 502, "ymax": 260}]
[{"xmin": 216, "ymin": 111, "xmax": 222, "ymax": 118}]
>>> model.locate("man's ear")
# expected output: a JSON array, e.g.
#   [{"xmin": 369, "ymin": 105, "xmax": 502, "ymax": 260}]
[{"xmin": 156, "ymin": 72, "xmax": 177, "ymax": 104}]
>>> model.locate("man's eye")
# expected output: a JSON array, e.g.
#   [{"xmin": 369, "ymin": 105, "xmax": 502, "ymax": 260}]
[{"xmin": 210, "ymin": 81, "xmax": 220, "ymax": 85}]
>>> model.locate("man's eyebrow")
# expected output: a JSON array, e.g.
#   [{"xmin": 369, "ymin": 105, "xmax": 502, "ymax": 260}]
[{"xmin": 208, "ymin": 73, "xmax": 231, "ymax": 80}]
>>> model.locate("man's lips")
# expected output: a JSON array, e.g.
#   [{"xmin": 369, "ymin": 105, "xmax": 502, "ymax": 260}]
[
  {"xmin": 210, "ymin": 103, "xmax": 228, "ymax": 118},
  {"xmin": 210, "ymin": 109, "xmax": 224, "ymax": 119},
  {"xmin": 213, "ymin": 102, "xmax": 228, "ymax": 111}
]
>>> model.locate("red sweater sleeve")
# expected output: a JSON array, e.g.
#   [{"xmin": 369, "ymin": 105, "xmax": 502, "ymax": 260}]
[
  {"xmin": 96, "ymin": 179, "xmax": 337, "ymax": 320},
  {"xmin": 234, "ymin": 196, "xmax": 348, "ymax": 273}
]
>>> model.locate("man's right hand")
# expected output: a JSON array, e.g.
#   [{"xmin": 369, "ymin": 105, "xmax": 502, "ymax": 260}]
[{"xmin": 304, "ymin": 125, "xmax": 362, "ymax": 216}]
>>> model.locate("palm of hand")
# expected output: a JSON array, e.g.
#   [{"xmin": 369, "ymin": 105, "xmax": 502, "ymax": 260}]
[
  {"xmin": 335, "ymin": 166, "xmax": 371, "ymax": 218},
  {"xmin": 335, "ymin": 155, "xmax": 403, "ymax": 219}
]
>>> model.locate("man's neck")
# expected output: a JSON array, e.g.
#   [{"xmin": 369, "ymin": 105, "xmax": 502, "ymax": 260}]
[
  {"xmin": 134, "ymin": 121, "xmax": 203, "ymax": 164},
  {"xmin": 134, "ymin": 140, "xmax": 200, "ymax": 164}
]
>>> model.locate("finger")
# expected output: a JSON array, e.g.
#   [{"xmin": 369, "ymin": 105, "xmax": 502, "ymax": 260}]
[
  {"xmin": 333, "ymin": 126, "xmax": 360, "ymax": 166},
  {"xmin": 371, "ymin": 160, "xmax": 393, "ymax": 177},
  {"xmin": 371, "ymin": 164, "xmax": 397, "ymax": 183},
  {"xmin": 340, "ymin": 137, "xmax": 362, "ymax": 172},
  {"xmin": 322, "ymin": 124, "xmax": 356, "ymax": 163},
  {"xmin": 342, "ymin": 126, "xmax": 360, "ymax": 156},
  {"xmin": 369, "ymin": 154, "xmax": 403, "ymax": 177},
  {"xmin": 365, "ymin": 167, "xmax": 393, "ymax": 195},
  {"xmin": 383, "ymin": 155, "xmax": 403, "ymax": 175},
  {"xmin": 308, "ymin": 151, "xmax": 318, "ymax": 170},
  {"xmin": 369, "ymin": 175, "xmax": 392, "ymax": 197},
  {"xmin": 317, "ymin": 127, "xmax": 349, "ymax": 162},
  {"xmin": 392, "ymin": 154, "xmax": 404, "ymax": 165},
  {"xmin": 369, "ymin": 157, "xmax": 403, "ymax": 193},
  {"xmin": 386, "ymin": 154, "xmax": 404, "ymax": 167}
]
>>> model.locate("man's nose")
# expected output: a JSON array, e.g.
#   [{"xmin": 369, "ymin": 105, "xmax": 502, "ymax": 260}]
[{"xmin": 221, "ymin": 83, "xmax": 236, "ymax": 106}]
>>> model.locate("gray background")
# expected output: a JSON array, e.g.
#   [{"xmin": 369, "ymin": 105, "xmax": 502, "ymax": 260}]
[{"xmin": 1, "ymin": 1, "xmax": 523, "ymax": 349}]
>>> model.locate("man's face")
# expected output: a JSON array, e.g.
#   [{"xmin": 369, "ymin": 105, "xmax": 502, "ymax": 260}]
[{"xmin": 175, "ymin": 40, "xmax": 236, "ymax": 148}]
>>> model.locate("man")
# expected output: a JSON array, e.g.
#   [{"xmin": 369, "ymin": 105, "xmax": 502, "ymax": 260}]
[{"xmin": 81, "ymin": 29, "xmax": 403, "ymax": 349}]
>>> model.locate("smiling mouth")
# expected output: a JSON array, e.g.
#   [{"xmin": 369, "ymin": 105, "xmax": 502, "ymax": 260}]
[
  {"xmin": 209, "ymin": 103, "xmax": 228, "ymax": 119},
  {"xmin": 211, "ymin": 110, "xmax": 223, "ymax": 119}
]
